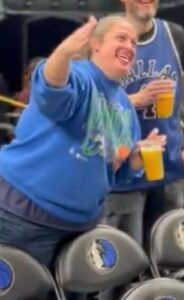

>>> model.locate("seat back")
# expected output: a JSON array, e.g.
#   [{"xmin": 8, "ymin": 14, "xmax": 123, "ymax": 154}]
[
  {"xmin": 0, "ymin": 244, "xmax": 53, "ymax": 300},
  {"xmin": 121, "ymin": 278, "xmax": 184, "ymax": 300},
  {"xmin": 56, "ymin": 225, "xmax": 149, "ymax": 293},
  {"xmin": 150, "ymin": 209, "xmax": 184, "ymax": 275}
]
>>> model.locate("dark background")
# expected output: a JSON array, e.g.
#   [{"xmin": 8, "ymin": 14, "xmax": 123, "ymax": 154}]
[{"xmin": 0, "ymin": 0, "xmax": 184, "ymax": 92}]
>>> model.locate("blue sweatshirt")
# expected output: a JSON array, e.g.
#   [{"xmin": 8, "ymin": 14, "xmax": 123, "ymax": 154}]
[
  {"xmin": 115, "ymin": 18, "xmax": 184, "ymax": 192},
  {"xmin": 0, "ymin": 60, "xmax": 141, "ymax": 224}
]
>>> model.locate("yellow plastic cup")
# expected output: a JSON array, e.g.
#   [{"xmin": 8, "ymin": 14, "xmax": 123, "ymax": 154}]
[
  {"xmin": 140, "ymin": 143, "xmax": 164, "ymax": 181},
  {"xmin": 155, "ymin": 91, "xmax": 175, "ymax": 118}
]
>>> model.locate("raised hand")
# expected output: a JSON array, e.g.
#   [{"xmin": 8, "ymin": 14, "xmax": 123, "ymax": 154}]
[
  {"xmin": 61, "ymin": 16, "xmax": 97, "ymax": 57},
  {"xmin": 43, "ymin": 16, "xmax": 97, "ymax": 87}
]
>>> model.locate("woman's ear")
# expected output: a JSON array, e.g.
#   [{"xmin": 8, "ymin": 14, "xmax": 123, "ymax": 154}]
[{"xmin": 89, "ymin": 37, "xmax": 101, "ymax": 56}]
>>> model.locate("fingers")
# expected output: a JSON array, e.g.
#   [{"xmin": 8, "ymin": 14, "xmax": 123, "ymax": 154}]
[
  {"xmin": 79, "ymin": 15, "xmax": 97, "ymax": 37},
  {"xmin": 147, "ymin": 79, "xmax": 175, "ymax": 93},
  {"xmin": 150, "ymin": 79, "xmax": 175, "ymax": 87},
  {"xmin": 146, "ymin": 128, "xmax": 159, "ymax": 139},
  {"xmin": 150, "ymin": 135, "xmax": 166, "ymax": 146},
  {"xmin": 159, "ymin": 135, "xmax": 167, "ymax": 145},
  {"xmin": 137, "ymin": 138, "xmax": 166, "ymax": 152},
  {"xmin": 146, "ymin": 128, "xmax": 167, "ymax": 143},
  {"xmin": 140, "ymin": 79, "xmax": 175, "ymax": 105},
  {"xmin": 65, "ymin": 16, "xmax": 97, "ymax": 54},
  {"xmin": 87, "ymin": 15, "xmax": 98, "ymax": 28},
  {"xmin": 135, "ymin": 128, "xmax": 167, "ymax": 153}
]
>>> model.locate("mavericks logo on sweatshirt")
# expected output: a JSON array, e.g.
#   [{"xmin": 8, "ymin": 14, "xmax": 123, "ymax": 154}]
[{"xmin": 81, "ymin": 89, "xmax": 133, "ymax": 163}]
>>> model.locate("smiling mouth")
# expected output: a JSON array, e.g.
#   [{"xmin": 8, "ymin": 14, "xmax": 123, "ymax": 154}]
[
  {"xmin": 118, "ymin": 55, "xmax": 130, "ymax": 65},
  {"xmin": 138, "ymin": 0, "xmax": 153, "ymax": 4}
]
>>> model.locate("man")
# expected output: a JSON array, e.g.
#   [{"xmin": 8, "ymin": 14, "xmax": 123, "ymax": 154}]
[
  {"xmin": 104, "ymin": 0, "xmax": 184, "ymax": 246},
  {"xmin": 0, "ymin": 14, "xmax": 166, "ymax": 276}
]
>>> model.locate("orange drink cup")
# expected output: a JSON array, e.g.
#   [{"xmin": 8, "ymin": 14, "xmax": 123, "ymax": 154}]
[
  {"xmin": 140, "ymin": 143, "xmax": 164, "ymax": 181},
  {"xmin": 155, "ymin": 91, "xmax": 175, "ymax": 118}
]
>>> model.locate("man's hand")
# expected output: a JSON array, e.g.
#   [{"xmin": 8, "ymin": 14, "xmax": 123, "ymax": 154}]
[
  {"xmin": 130, "ymin": 79, "xmax": 175, "ymax": 108},
  {"xmin": 61, "ymin": 16, "xmax": 97, "ymax": 58}
]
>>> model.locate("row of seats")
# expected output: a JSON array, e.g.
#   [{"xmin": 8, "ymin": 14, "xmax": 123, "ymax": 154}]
[{"xmin": 1, "ymin": 209, "xmax": 184, "ymax": 299}]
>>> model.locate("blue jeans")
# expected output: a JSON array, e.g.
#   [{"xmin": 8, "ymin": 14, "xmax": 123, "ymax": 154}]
[
  {"xmin": 0, "ymin": 208, "xmax": 87, "ymax": 300},
  {"xmin": 0, "ymin": 208, "xmax": 73, "ymax": 266}
]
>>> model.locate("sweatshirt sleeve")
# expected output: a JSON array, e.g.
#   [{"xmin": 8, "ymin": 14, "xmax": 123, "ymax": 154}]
[{"xmin": 30, "ymin": 60, "xmax": 90, "ymax": 122}]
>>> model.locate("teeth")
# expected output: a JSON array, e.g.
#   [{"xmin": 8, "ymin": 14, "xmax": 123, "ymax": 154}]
[
  {"xmin": 117, "ymin": 52, "xmax": 131, "ymax": 64},
  {"xmin": 120, "ymin": 55, "xmax": 129, "ymax": 61},
  {"xmin": 119, "ymin": 56, "xmax": 129, "ymax": 63},
  {"xmin": 139, "ymin": 0, "xmax": 152, "ymax": 4}
]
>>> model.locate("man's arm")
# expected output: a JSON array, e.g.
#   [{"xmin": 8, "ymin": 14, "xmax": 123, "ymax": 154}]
[
  {"xmin": 168, "ymin": 21, "xmax": 184, "ymax": 70},
  {"xmin": 168, "ymin": 22, "xmax": 184, "ymax": 133}
]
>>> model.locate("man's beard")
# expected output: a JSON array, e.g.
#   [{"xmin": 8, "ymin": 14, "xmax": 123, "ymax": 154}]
[{"xmin": 136, "ymin": 10, "xmax": 156, "ymax": 21}]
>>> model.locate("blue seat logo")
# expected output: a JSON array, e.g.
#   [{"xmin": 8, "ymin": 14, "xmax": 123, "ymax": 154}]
[
  {"xmin": 86, "ymin": 239, "xmax": 118, "ymax": 274},
  {"xmin": 0, "ymin": 259, "xmax": 14, "ymax": 295}
]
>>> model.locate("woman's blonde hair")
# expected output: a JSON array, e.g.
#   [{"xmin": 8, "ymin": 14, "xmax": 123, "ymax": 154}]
[{"xmin": 92, "ymin": 14, "xmax": 132, "ymax": 40}]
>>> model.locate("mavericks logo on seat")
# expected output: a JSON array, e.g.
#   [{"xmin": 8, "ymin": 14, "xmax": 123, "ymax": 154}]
[
  {"xmin": 0, "ymin": 259, "xmax": 14, "ymax": 295},
  {"xmin": 86, "ymin": 239, "xmax": 118, "ymax": 274},
  {"xmin": 175, "ymin": 220, "xmax": 184, "ymax": 251}
]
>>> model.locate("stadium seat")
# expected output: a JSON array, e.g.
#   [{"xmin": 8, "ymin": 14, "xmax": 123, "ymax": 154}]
[
  {"xmin": 0, "ymin": 244, "xmax": 53, "ymax": 300},
  {"xmin": 150, "ymin": 209, "xmax": 184, "ymax": 277},
  {"xmin": 56, "ymin": 224, "xmax": 149, "ymax": 293},
  {"xmin": 121, "ymin": 278, "xmax": 184, "ymax": 300}
]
